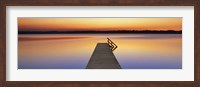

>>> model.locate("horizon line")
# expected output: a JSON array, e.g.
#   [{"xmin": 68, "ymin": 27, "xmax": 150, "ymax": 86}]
[{"xmin": 19, "ymin": 30, "xmax": 182, "ymax": 32}]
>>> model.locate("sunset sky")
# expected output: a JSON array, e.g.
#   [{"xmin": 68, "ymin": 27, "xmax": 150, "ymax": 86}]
[{"xmin": 18, "ymin": 18, "xmax": 182, "ymax": 31}]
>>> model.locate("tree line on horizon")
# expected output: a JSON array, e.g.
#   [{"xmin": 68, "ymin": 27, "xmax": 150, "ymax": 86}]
[{"xmin": 18, "ymin": 30, "xmax": 182, "ymax": 34}]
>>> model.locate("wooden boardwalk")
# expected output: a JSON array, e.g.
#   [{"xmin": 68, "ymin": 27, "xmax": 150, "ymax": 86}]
[{"xmin": 86, "ymin": 43, "xmax": 121, "ymax": 69}]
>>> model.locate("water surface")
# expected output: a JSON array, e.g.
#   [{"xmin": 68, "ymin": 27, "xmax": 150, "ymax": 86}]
[{"xmin": 18, "ymin": 34, "xmax": 182, "ymax": 69}]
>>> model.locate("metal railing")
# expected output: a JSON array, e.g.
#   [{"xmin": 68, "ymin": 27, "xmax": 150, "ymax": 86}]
[{"xmin": 107, "ymin": 38, "xmax": 118, "ymax": 51}]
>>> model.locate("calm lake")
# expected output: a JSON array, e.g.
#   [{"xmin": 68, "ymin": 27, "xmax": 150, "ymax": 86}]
[{"xmin": 18, "ymin": 34, "xmax": 182, "ymax": 69}]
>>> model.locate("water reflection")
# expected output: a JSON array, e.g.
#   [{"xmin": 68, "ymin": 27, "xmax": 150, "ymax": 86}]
[{"xmin": 18, "ymin": 34, "xmax": 182, "ymax": 69}]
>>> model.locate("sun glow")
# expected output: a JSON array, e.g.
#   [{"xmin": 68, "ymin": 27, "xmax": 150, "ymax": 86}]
[{"xmin": 18, "ymin": 18, "xmax": 182, "ymax": 31}]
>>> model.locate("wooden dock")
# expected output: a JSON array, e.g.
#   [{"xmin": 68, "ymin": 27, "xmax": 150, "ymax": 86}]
[{"xmin": 86, "ymin": 38, "xmax": 121, "ymax": 69}]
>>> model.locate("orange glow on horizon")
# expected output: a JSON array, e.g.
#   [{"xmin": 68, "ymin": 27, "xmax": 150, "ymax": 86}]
[{"xmin": 18, "ymin": 18, "xmax": 182, "ymax": 31}]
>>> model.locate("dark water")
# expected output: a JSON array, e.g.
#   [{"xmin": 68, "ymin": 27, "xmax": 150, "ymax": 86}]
[{"xmin": 18, "ymin": 34, "xmax": 182, "ymax": 69}]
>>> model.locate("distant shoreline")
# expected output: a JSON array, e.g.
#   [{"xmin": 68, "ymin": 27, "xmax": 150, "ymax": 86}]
[{"xmin": 18, "ymin": 30, "xmax": 182, "ymax": 34}]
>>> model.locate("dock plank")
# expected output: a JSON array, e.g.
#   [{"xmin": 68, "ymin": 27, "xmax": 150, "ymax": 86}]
[{"xmin": 86, "ymin": 43, "xmax": 121, "ymax": 69}]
